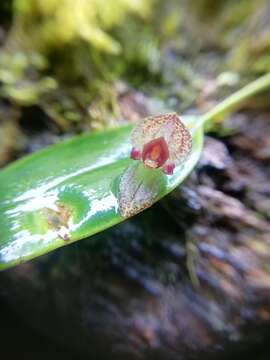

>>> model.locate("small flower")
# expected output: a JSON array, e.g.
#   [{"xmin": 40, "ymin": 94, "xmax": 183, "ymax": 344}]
[{"xmin": 130, "ymin": 113, "xmax": 192, "ymax": 175}]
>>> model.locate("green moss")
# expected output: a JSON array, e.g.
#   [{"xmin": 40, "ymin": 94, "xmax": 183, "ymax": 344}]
[
  {"xmin": 12, "ymin": 0, "xmax": 153, "ymax": 54},
  {"xmin": 0, "ymin": 0, "xmax": 269, "ymax": 131}
]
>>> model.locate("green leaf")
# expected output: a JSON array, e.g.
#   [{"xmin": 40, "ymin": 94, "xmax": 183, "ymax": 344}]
[{"xmin": 0, "ymin": 117, "xmax": 203, "ymax": 270}]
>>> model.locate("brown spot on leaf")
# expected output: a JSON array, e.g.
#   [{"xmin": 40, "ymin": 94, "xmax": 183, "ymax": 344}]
[{"xmin": 42, "ymin": 203, "xmax": 71, "ymax": 241}]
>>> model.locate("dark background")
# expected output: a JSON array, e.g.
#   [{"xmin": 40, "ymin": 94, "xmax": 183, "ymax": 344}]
[
  {"xmin": 1, "ymin": 296, "xmax": 270, "ymax": 360},
  {"xmin": 0, "ymin": 297, "xmax": 82, "ymax": 359}
]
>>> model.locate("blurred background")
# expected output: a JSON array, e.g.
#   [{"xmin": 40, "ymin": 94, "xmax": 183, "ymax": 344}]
[{"xmin": 0, "ymin": 0, "xmax": 270, "ymax": 359}]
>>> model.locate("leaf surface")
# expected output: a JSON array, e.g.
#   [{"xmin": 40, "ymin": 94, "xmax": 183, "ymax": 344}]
[{"xmin": 0, "ymin": 117, "xmax": 203, "ymax": 270}]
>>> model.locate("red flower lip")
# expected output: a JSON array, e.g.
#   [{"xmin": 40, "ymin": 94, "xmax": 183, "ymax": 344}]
[{"xmin": 142, "ymin": 136, "xmax": 169, "ymax": 169}]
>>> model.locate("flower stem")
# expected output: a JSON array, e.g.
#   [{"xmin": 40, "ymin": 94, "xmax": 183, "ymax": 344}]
[{"xmin": 194, "ymin": 73, "xmax": 270, "ymax": 131}]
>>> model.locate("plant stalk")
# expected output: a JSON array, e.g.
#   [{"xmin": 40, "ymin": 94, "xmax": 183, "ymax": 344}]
[{"xmin": 194, "ymin": 73, "xmax": 270, "ymax": 132}]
